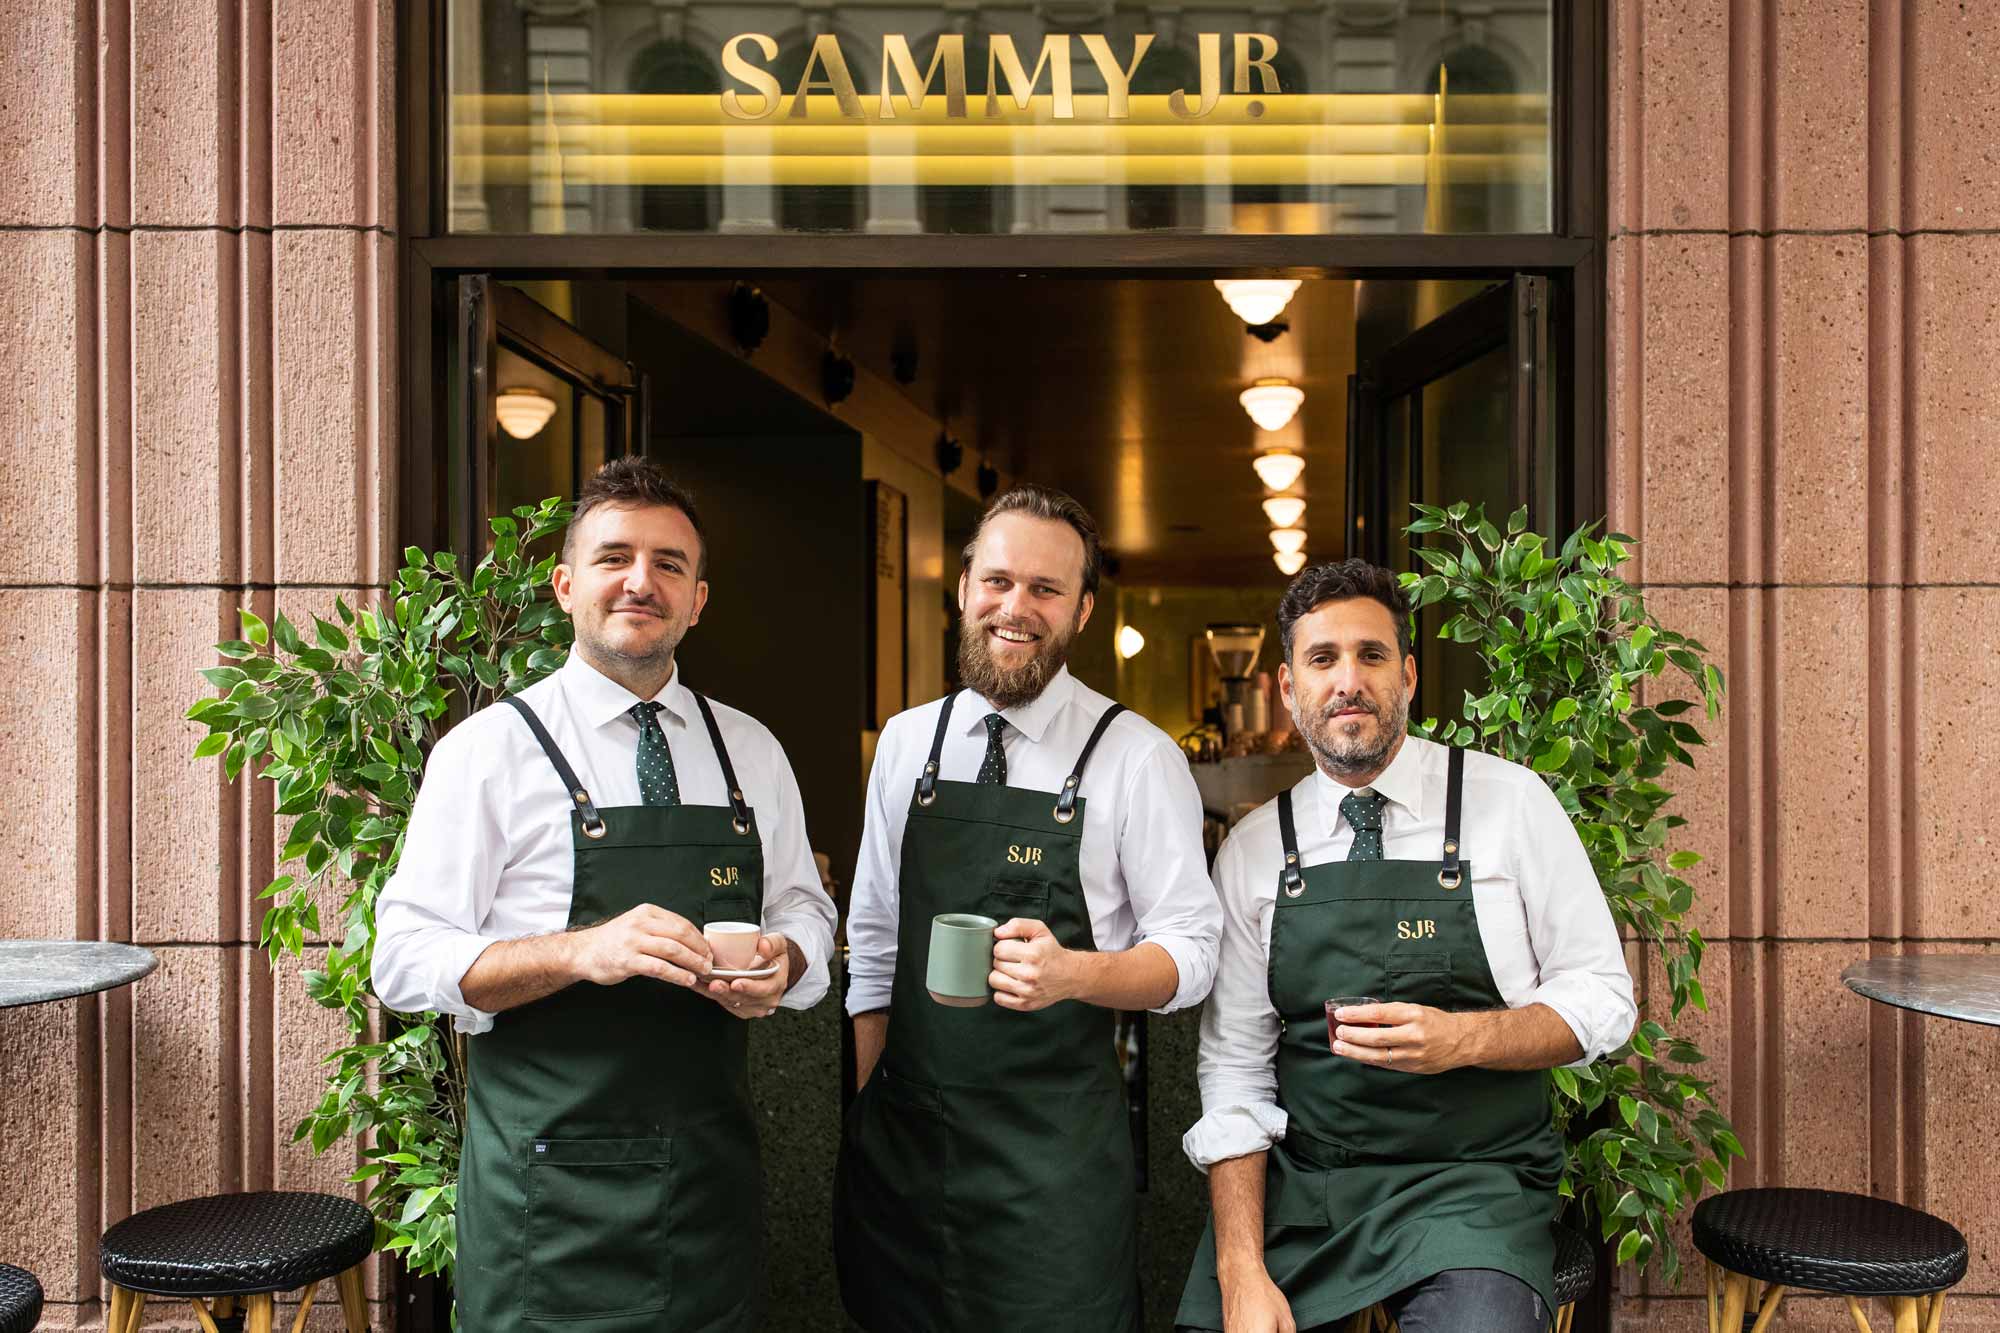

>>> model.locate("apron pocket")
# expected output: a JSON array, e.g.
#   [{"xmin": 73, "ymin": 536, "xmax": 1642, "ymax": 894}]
[
  {"xmin": 1265, "ymin": 1148, "xmax": 1330, "ymax": 1227},
  {"xmin": 525, "ymin": 1136, "xmax": 673, "ymax": 1321},
  {"xmin": 703, "ymin": 894, "xmax": 757, "ymax": 928},
  {"xmin": 984, "ymin": 878, "xmax": 1051, "ymax": 921}
]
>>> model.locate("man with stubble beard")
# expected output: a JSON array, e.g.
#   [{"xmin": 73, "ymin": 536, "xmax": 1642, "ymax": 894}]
[
  {"xmin": 1175, "ymin": 560, "xmax": 1634, "ymax": 1333},
  {"xmin": 834, "ymin": 484, "xmax": 1222, "ymax": 1333}
]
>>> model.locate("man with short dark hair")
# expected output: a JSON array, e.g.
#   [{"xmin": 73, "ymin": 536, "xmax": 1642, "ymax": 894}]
[
  {"xmin": 834, "ymin": 483, "xmax": 1222, "ymax": 1333},
  {"xmin": 374, "ymin": 457, "xmax": 837, "ymax": 1332},
  {"xmin": 1176, "ymin": 558, "xmax": 1635, "ymax": 1333}
]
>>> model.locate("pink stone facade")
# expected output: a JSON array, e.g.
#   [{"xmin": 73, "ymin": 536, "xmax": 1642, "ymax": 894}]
[
  {"xmin": 2, "ymin": 0, "xmax": 1997, "ymax": 1329},
  {"xmin": 1609, "ymin": 0, "xmax": 2000, "ymax": 1327},
  {"xmin": 0, "ymin": 1, "xmax": 395, "ymax": 1326}
]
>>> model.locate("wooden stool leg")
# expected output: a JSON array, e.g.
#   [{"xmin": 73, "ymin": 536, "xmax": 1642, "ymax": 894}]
[
  {"xmin": 1706, "ymin": 1265, "xmax": 1721, "ymax": 1333},
  {"xmin": 1847, "ymin": 1295, "xmax": 1878, "ymax": 1332},
  {"xmin": 288, "ymin": 1280, "xmax": 321, "ymax": 1333},
  {"xmin": 187, "ymin": 1297, "xmax": 222, "ymax": 1333},
  {"xmin": 1893, "ymin": 1296, "xmax": 1922, "ymax": 1333},
  {"xmin": 1925, "ymin": 1292, "xmax": 1947, "ymax": 1333},
  {"xmin": 1749, "ymin": 1286, "xmax": 1789, "ymax": 1333},
  {"xmin": 335, "ymin": 1263, "xmax": 369, "ymax": 1333},
  {"xmin": 108, "ymin": 1286, "xmax": 137, "ymax": 1333},
  {"xmin": 1719, "ymin": 1272, "xmax": 1753, "ymax": 1333},
  {"xmin": 245, "ymin": 1293, "xmax": 275, "ymax": 1333},
  {"xmin": 214, "ymin": 1295, "xmax": 237, "ymax": 1319}
]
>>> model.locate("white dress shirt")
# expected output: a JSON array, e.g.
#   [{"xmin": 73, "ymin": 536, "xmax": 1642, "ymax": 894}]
[
  {"xmin": 1183, "ymin": 733, "xmax": 1636, "ymax": 1169},
  {"xmin": 373, "ymin": 653, "xmax": 838, "ymax": 1033},
  {"xmin": 845, "ymin": 666, "xmax": 1222, "ymax": 1016}
]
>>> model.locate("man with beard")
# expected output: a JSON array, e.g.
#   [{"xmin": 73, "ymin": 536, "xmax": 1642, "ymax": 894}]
[
  {"xmin": 835, "ymin": 484, "xmax": 1221, "ymax": 1333},
  {"xmin": 374, "ymin": 458, "xmax": 837, "ymax": 1332},
  {"xmin": 1175, "ymin": 560, "xmax": 1634, "ymax": 1333}
]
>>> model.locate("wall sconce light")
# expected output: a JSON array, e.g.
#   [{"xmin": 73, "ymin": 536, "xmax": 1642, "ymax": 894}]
[
  {"xmin": 1251, "ymin": 450, "xmax": 1306, "ymax": 492},
  {"xmin": 495, "ymin": 388, "xmax": 557, "ymax": 440},
  {"xmin": 1274, "ymin": 550, "xmax": 1307, "ymax": 576},
  {"xmin": 727, "ymin": 283, "xmax": 770, "ymax": 353},
  {"xmin": 1117, "ymin": 625, "xmax": 1146, "ymax": 659},
  {"xmin": 1240, "ymin": 378, "xmax": 1305, "ymax": 432},
  {"xmin": 1215, "ymin": 278, "xmax": 1301, "ymax": 327},
  {"xmin": 976, "ymin": 460, "xmax": 1000, "ymax": 500},
  {"xmin": 935, "ymin": 433, "xmax": 963, "ymax": 475},
  {"xmin": 822, "ymin": 349, "xmax": 857, "ymax": 406},
  {"xmin": 1262, "ymin": 496, "xmax": 1306, "ymax": 529},
  {"xmin": 1270, "ymin": 527, "xmax": 1308, "ymax": 555}
]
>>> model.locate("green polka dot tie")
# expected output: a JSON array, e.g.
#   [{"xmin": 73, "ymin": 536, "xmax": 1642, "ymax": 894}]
[
  {"xmin": 977, "ymin": 713, "xmax": 1008, "ymax": 785},
  {"xmin": 629, "ymin": 701, "xmax": 681, "ymax": 808},
  {"xmin": 1340, "ymin": 791, "xmax": 1387, "ymax": 861}
]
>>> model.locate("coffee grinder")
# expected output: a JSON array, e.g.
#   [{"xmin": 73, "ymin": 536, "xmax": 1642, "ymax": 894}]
[{"xmin": 1204, "ymin": 623, "xmax": 1266, "ymax": 739}]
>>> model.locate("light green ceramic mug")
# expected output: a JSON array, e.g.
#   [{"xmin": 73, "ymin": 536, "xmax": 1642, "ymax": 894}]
[{"xmin": 926, "ymin": 913, "xmax": 999, "ymax": 1007}]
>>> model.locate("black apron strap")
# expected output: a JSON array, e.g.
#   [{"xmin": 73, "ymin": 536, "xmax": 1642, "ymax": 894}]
[
  {"xmin": 1276, "ymin": 786, "xmax": 1305, "ymax": 898},
  {"xmin": 1439, "ymin": 745, "xmax": 1465, "ymax": 889},
  {"xmin": 690, "ymin": 692, "xmax": 754, "ymax": 836},
  {"xmin": 502, "ymin": 694, "xmax": 606, "ymax": 840},
  {"xmin": 916, "ymin": 688, "xmax": 962, "ymax": 807},
  {"xmin": 1053, "ymin": 703, "xmax": 1127, "ymax": 824}
]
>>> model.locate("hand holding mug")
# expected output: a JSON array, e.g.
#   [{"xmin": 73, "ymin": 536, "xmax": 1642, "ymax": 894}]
[
  {"xmin": 989, "ymin": 918, "xmax": 1082, "ymax": 1012},
  {"xmin": 568, "ymin": 903, "xmax": 711, "ymax": 988},
  {"xmin": 701, "ymin": 930, "xmax": 790, "ymax": 1020}
]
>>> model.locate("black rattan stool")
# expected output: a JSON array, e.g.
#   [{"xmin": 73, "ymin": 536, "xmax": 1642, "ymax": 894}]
[
  {"xmin": 1357, "ymin": 1224, "xmax": 1598, "ymax": 1333},
  {"xmin": 1693, "ymin": 1187, "xmax": 1967, "ymax": 1332},
  {"xmin": 0, "ymin": 1264, "xmax": 43, "ymax": 1333},
  {"xmin": 99, "ymin": 1191, "xmax": 372, "ymax": 1333}
]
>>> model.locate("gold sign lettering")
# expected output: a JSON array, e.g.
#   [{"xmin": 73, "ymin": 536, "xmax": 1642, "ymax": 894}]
[
  {"xmin": 879, "ymin": 33, "xmax": 967, "ymax": 119},
  {"xmin": 1168, "ymin": 33, "xmax": 1223, "ymax": 120},
  {"xmin": 985, "ymin": 34, "xmax": 1074, "ymax": 119},
  {"xmin": 719, "ymin": 31, "xmax": 1281, "ymax": 122},
  {"xmin": 1234, "ymin": 33, "xmax": 1280, "ymax": 95},
  {"xmin": 710, "ymin": 866, "xmax": 742, "ymax": 887},
  {"xmin": 720, "ymin": 33, "xmax": 782, "ymax": 121},
  {"xmin": 789, "ymin": 33, "xmax": 864, "ymax": 119},
  {"xmin": 1007, "ymin": 845, "xmax": 1044, "ymax": 865},
  {"xmin": 1396, "ymin": 919, "xmax": 1437, "ymax": 940}
]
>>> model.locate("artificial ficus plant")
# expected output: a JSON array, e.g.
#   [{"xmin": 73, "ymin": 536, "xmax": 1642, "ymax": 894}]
[
  {"xmin": 186, "ymin": 499, "xmax": 573, "ymax": 1280},
  {"xmin": 1401, "ymin": 501, "xmax": 1741, "ymax": 1280}
]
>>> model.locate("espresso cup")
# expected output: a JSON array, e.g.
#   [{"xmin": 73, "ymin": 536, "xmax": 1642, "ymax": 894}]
[
  {"xmin": 926, "ymin": 913, "xmax": 999, "ymax": 1007},
  {"xmin": 1325, "ymin": 996, "xmax": 1385, "ymax": 1052},
  {"xmin": 704, "ymin": 920, "xmax": 762, "ymax": 971}
]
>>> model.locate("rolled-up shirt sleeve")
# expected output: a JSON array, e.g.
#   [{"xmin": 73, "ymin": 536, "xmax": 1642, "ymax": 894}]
[
  {"xmin": 755, "ymin": 739, "xmax": 838, "ymax": 1011},
  {"xmin": 1182, "ymin": 828, "xmax": 1287, "ymax": 1170},
  {"xmin": 1117, "ymin": 737, "xmax": 1223, "ymax": 1014},
  {"xmin": 1513, "ymin": 776, "xmax": 1638, "ymax": 1065},
  {"xmin": 843, "ymin": 722, "xmax": 905, "ymax": 1016},
  {"xmin": 373, "ymin": 725, "xmax": 508, "ymax": 1034}
]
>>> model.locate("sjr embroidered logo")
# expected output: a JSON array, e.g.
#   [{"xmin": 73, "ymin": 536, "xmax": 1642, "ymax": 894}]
[
  {"xmin": 1007, "ymin": 845, "xmax": 1044, "ymax": 865},
  {"xmin": 1397, "ymin": 919, "xmax": 1437, "ymax": 940},
  {"xmin": 710, "ymin": 866, "xmax": 741, "ymax": 886}
]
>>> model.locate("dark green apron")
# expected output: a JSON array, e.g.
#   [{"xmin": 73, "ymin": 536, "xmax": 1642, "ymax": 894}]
[
  {"xmin": 456, "ymin": 692, "xmax": 767, "ymax": 1332},
  {"xmin": 833, "ymin": 690, "xmax": 1143, "ymax": 1333},
  {"xmin": 1178, "ymin": 748, "xmax": 1563, "ymax": 1331}
]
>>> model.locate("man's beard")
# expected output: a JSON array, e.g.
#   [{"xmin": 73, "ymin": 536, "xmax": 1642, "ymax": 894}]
[
  {"xmin": 958, "ymin": 609, "xmax": 1077, "ymax": 710},
  {"xmin": 1294, "ymin": 686, "xmax": 1409, "ymax": 780},
  {"xmin": 577, "ymin": 600, "xmax": 684, "ymax": 673}
]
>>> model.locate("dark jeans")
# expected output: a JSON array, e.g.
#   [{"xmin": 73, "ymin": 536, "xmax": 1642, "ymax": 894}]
[
  {"xmin": 1180, "ymin": 1267, "xmax": 1550, "ymax": 1333},
  {"xmin": 1372, "ymin": 1268, "xmax": 1549, "ymax": 1333}
]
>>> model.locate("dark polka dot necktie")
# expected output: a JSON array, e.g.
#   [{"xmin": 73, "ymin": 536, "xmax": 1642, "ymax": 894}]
[
  {"xmin": 977, "ymin": 713, "xmax": 1009, "ymax": 785},
  {"xmin": 629, "ymin": 701, "xmax": 681, "ymax": 808},
  {"xmin": 1340, "ymin": 790, "xmax": 1387, "ymax": 861}
]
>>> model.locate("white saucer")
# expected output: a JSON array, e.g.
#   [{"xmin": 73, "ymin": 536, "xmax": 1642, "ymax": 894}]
[{"xmin": 707, "ymin": 962, "xmax": 779, "ymax": 980}]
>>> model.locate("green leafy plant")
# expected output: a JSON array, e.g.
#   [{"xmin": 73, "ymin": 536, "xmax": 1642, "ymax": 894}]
[
  {"xmin": 1401, "ymin": 501, "xmax": 1740, "ymax": 1281},
  {"xmin": 185, "ymin": 499, "xmax": 573, "ymax": 1281}
]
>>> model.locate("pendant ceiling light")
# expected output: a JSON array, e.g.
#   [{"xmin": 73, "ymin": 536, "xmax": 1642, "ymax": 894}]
[
  {"xmin": 1269, "ymin": 527, "xmax": 1308, "ymax": 555},
  {"xmin": 495, "ymin": 388, "xmax": 557, "ymax": 440},
  {"xmin": 1214, "ymin": 279, "xmax": 1301, "ymax": 327},
  {"xmin": 1240, "ymin": 378, "xmax": 1305, "ymax": 432},
  {"xmin": 1274, "ymin": 549, "xmax": 1307, "ymax": 576},
  {"xmin": 1261, "ymin": 496, "xmax": 1306, "ymax": 529},
  {"xmin": 1251, "ymin": 450, "xmax": 1306, "ymax": 492}
]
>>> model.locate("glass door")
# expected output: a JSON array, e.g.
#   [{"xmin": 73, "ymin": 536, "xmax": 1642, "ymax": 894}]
[
  {"xmin": 447, "ymin": 276, "xmax": 646, "ymax": 554},
  {"xmin": 1345, "ymin": 274, "xmax": 1553, "ymax": 723}
]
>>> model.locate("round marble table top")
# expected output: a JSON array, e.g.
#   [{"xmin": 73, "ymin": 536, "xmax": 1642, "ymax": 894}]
[
  {"xmin": 0, "ymin": 941, "xmax": 157, "ymax": 1008},
  {"xmin": 1842, "ymin": 955, "xmax": 2000, "ymax": 1026}
]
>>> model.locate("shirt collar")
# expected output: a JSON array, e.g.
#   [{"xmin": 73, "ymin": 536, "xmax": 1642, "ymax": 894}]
[
  {"xmin": 560, "ymin": 651, "xmax": 688, "ymax": 731},
  {"xmin": 1314, "ymin": 732, "xmax": 1429, "ymax": 833},
  {"xmin": 961, "ymin": 665, "xmax": 1076, "ymax": 745}
]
